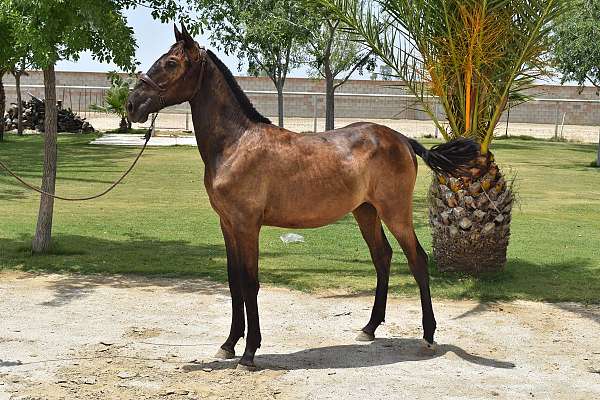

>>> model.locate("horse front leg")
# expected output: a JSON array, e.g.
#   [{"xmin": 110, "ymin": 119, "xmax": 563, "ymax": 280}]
[
  {"xmin": 215, "ymin": 220, "xmax": 245, "ymax": 359},
  {"xmin": 233, "ymin": 226, "xmax": 262, "ymax": 370}
]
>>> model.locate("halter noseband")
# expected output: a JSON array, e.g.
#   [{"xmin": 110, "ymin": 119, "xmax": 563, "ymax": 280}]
[
  {"xmin": 139, "ymin": 46, "xmax": 207, "ymax": 109},
  {"xmin": 139, "ymin": 74, "xmax": 166, "ymax": 108}
]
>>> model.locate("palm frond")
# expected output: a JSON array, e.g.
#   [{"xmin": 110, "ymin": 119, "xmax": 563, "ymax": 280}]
[{"xmin": 316, "ymin": 0, "xmax": 569, "ymax": 153}]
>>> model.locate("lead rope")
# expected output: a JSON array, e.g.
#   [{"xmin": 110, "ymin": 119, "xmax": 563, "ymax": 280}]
[{"xmin": 0, "ymin": 113, "xmax": 158, "ymax": 201}]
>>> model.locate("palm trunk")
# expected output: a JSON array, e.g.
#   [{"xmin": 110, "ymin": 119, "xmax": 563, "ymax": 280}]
[
  {"xmin": 0, "ymin": 72, "xmax": 5, "ymax": 142},
  {"xmin": 32, "ymin": 64, "xmax": 58, "ymax": 254},
  {"xmin": 15, "ymin": 71, "xmax": 23, "ymax": 135},
  {"xmin": 429, "ymin": 157, "xmax": 513, "ymax": 274},
  {"xmin": 325, "ymin": 71, "xmax": 335, "ymax": 131},
  {"xmin": 276, "ymin": 83, "xmax": 284, "ymax": 128}
]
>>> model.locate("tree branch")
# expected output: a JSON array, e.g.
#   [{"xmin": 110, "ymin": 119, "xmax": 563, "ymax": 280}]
[{"xmin": 333, "ymin": 50, "xmax": 373, "ymax": 90}]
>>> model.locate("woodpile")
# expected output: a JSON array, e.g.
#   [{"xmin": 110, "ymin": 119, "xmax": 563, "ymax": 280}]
[{"xmin": 3, "ymin": 94, "xmax": 95, "ymax": 133}]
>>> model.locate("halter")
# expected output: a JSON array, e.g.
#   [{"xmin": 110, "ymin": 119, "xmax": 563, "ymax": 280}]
[
  {"xmin": 139, "ymin": 74, "xmax": 166, "ymax": 108},
  {"xmin": 139, "ymin": 46, "xmax": 207, "ymax": 109}
]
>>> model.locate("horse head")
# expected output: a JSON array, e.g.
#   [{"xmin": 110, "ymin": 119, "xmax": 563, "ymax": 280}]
[{"xmin": 127, "ymin": 23, "xmax": 206, "ymax": 123}]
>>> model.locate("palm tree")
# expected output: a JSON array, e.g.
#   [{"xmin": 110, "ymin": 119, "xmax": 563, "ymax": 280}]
[
  {"xmin": 315, "ymin": 0, "xmax": 568, "ymax": 273},
  {"xmin": 91, "ymin": 71, "xmax": 132, "ymax": 133}
]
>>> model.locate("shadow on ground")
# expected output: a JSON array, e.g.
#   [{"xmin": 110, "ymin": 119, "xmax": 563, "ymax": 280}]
[
  {"xmin": 186, "ymin": 338, "xmax": 515, "ymax": 371},
  {"xmin": 1, "ymin": 233, "xmax": 599, "ymax": 305},
  {"xmin": 0, "ymin": 134, "xmax": 153, "ymax": 194},
  {"xmin": 0, "ymin": 233, "xmax": 232, "ymax": 307}
]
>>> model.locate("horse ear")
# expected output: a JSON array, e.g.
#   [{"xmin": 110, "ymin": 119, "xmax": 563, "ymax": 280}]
[
  {"xmin": 180, "ymin": 23, "xmax": 201, "ymax": 62},
  {"xmin": 174, "ymin": 24, "xmax": 182, "ymax": 42},
  {"xmin": 181, "ymin": 23, "xmax": 195, "ymax": 49}
]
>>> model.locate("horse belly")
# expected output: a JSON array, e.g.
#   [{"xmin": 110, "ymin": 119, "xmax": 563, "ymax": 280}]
[{"xmin": 262, "ymin": 180, "xmax": 365, "ymax": 228}]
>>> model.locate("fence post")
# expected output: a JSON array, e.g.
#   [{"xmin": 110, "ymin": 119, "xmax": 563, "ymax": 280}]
[
  {"xmin": 313, "ymin": 95, "xmax": 318, "ymax": 133},
  {"xmin": 186, "ymin": 112, "xmax": 190, "ymax": 131},
  {"xmin": 554, "ymin": 102, "xmax": 560, "ymax": 139},
  {"xmin": 560, "ymin": 112, "xmax": 566, "ymax": 140}
]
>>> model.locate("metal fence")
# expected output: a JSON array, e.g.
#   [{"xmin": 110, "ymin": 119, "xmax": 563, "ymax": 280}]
[{"xmin": 5, "ymin": 84, "xmax": 600, "ymax": 143}]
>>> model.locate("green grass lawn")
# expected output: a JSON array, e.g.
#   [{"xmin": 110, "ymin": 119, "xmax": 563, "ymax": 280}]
[{"xmin": 1, "ymin": 133, "xmax": 599, "ymax": 303}]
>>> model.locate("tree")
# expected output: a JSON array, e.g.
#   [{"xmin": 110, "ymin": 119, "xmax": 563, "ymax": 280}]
[
  {"xmin": 317, "ymin": 0, "xmax": 567, "ymax": 273},
  {"xmin": 91, "ymin": 72, "xmax": 134, "ymax": 133},
  {"xmin": 11, "ymin": 57, "xmax": 30, "ymax": 135},
  {"xmin": 9, "ymin": 0, "xmax": 183, "ymax": 253},
  {"xmin": 303, "ymin": 6, "xmax": 375, "ymax": 130},
  {"xmin": 193, "ymin": 0, "xmax": 312, "ymax": 128},
  {"xmin": 0, "ymin": 3, "xmax": 22, "ymax": 142},
  {"xmin": 553, "ymin": 0, "xmax": 600, "ymax": 167}
]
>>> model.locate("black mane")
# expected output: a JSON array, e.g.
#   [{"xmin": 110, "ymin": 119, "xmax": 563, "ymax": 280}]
[{"xmin": 206, "ymin": 50, "xmax": 271, "ymax": 125}]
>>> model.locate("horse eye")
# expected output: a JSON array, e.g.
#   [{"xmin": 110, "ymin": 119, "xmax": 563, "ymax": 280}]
[{"xmin": 166, "ymin": 60, "xmax": 178, "ymax": 69}]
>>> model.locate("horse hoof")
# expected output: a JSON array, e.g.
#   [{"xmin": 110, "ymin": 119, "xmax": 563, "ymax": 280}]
[
  {"xmin": 419, "ymin": 339, "xmax": 438, "ymax": 355},
  {"xmin": 214, "ymin": 348, "xmax": 236, "ymax": 360},
  {"xmin": 236, "ymin": 362, "xmax": 257, "ymax": 372},
  {"xmin": 355, "ymin": 331, "xmax": 375, "ymax": 342}
]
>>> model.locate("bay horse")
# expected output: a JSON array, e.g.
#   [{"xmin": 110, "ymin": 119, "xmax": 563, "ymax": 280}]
[{"xmin": 127, "ymin": 25, "xmax": 479, "ymax": 370}]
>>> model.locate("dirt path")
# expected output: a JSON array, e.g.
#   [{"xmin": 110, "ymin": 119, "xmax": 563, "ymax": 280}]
[{"xmin": 0, "ymin": 272, "xmax": 598, "ymax": 400}]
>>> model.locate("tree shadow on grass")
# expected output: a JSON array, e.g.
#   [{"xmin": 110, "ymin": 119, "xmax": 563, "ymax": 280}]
[
  {"xmin": 0, "ymin": 188, "xmax": 26, "ymax": 201},
  {"xmin": 0, "ymin": 233, "xmax": 233, "ymax": 307},
  {"xmin": 0, "ymin": 134, "xmax": 157, "ymax": 191},
  {"xmin": 442, "ymin": 257, "xmax": 600, "ymax": 324},
  {"xmin": 1, "ymin": 234, "xmax": 598, "ymax": 310},
  {"xmin": 318, "ymin": 257, "xmax": 600, "ymax": 306}
]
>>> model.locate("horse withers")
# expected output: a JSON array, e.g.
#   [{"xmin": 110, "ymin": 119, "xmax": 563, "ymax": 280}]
[{"xmin": 127, "ymin": 24, "xmax": 479, "ymax": 370}]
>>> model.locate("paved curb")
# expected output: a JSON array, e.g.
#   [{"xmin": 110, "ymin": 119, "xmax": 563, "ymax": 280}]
[{"xmin": 91, "ymin": 134, "xmax": 197, "ymax": 147}]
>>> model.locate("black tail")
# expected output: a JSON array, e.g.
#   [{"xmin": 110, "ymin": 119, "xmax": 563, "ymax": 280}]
[{"xmin": 408, "ymin": 138, "xmax": 479, "ymax": 176}]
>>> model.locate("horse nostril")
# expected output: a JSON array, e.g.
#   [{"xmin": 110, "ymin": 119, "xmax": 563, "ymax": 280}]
[{"xmin": 127, "ymin": 101, "xmax": 134, "ymax": 113}]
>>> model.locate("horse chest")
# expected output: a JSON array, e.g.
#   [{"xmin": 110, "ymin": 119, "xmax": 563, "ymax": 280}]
[{"xmin": 204, "ymin": 171, "xmax": 264, "ymax": 220}]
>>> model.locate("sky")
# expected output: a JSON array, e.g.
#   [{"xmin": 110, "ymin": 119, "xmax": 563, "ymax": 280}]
[
  {"xmin": 56, "ymin": 7, "xmax": 312, "ymax": 78},
  {"xmin": 55, "ymin": 6, "xmax": 572, "ymax": 86}
]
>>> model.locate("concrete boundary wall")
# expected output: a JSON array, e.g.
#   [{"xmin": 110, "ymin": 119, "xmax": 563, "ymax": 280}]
[{"xmin": 3, "ymin": 71, "xmax": 600, "ymax": 126}]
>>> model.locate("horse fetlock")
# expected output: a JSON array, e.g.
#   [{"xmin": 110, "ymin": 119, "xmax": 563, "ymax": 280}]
[
  {"xmin": 238, "ymin": 351, "xmax": 257, "ymax": 371},
  {"xmin": 420, "ymin": 338, "xmax": 438, "ymax": 355},
  {"xmin": 355, "ymin": 327, "xmax": 376, "ymax": 342},
  {"xmin": 236, "ymin": 361, "xmax": 257, "ymax": 372}
]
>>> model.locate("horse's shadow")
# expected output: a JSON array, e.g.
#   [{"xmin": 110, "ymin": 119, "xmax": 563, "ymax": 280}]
[{"xmin": 184, "ymin": 338, "xmax": 515, "ymax": 371}]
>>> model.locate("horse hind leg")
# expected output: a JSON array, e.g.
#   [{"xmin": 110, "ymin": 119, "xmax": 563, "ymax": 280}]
[
  {"xmin": 379, "ymin": 209, "xmax": 437, "ymax": 351},
  {"xmin": 352, "ymin": 203, "xmax": 392, "ymax": 342}
]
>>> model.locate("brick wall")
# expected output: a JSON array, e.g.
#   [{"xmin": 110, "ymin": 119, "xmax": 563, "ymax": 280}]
[{"xmin": 3, "ymin": 71, "xmax": 600, "ymax": 126}]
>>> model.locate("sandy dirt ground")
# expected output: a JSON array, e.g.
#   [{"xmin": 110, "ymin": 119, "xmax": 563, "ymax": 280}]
[{"xmin": 0, "ymin": 271, "xmax": 598, "ymax": 400}]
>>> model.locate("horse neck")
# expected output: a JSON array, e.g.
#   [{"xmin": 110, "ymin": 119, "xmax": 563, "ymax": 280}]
[{"xmin": 189, "ymin": 61, "xmax": 254, "ymax": 176}]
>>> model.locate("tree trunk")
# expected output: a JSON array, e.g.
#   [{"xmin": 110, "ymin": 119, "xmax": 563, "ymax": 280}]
[
  {"xmin": 325, "ymin": 72, "xmax": 335, "ymax": 131},
  {"xmin": 16, "ymin": 71, "xmax": 23, "ymax": 135},
  {"xmin": 119, "ymin": 117, "xmax": 128, "ymax": 133},
  {"xmin": 32, "ymin": 64, "xmax": 58, "ymax": 254},
  {"xmin": 0, "ymin": 72, "xmax": 5, "ymax": 142},
  {"xmin": 276, "ymin": 83, "xmax": 284, "ymax": 128},
  {"xmin": 429, "ymin": 157, "xmax": 513, "ymax": 274}
]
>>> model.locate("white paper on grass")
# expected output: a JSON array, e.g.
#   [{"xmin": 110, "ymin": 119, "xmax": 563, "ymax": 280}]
[{"xmin": 280, "ymin": 233, "xmax": 305, "ymax": 244}]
